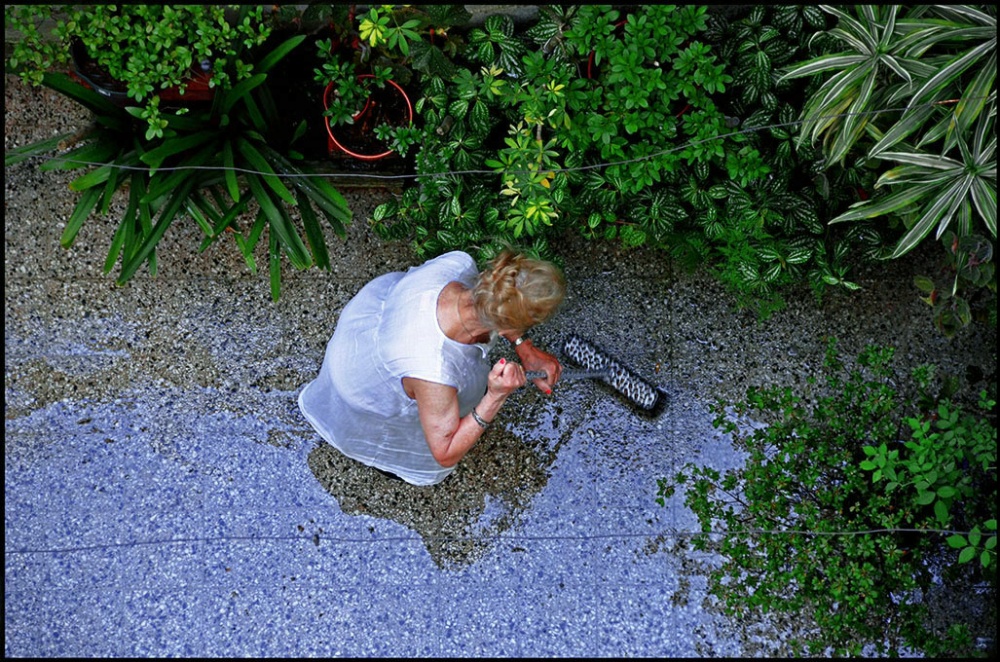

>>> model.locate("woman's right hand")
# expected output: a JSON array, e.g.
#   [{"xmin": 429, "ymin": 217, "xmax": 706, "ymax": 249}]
[{"xmin": 486, "ymin": 357, "xmax": 525, "ymax": 398}]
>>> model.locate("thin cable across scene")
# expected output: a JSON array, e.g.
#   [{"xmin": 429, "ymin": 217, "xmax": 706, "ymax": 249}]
[
  {"xmin": 12, "ymin": 98, "xmax": 981, "ymax": 182},
  {"xmin": 4, "ymin": 524, "xmax": 989, "ymax": 557}
]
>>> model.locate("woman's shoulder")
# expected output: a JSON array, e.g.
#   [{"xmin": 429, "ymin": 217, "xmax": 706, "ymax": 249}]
[
  {"xmin": 410, "ymin": 251, "xmax": 477, "ymax": 279},
  {"xmin": 432, "ymin": 251, "xmax": 475, "ymax": 268}
]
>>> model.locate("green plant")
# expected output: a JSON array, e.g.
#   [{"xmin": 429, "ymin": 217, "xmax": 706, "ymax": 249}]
[
  {"xmin": 466, "ymin": 14, "xmax": 527, "ymax": 77},
  {"xmin": 861, "ymin": 389, "xmax": 996, "ymax": 539},
  {"xmin": 5, "ymin": 5, "xmax": 272, "ymax": 139},
  {"xmin": 779, "ymin": 5, "xmax": 997, "ymax": 335},
  {"xmin": 914, "ymin": 232, "xmax": 997, "ymax": 336},
  {"xmin": 831, "ymin": 104, "xmax": 997, "ymax": 258},
  {"xmin": 649, "ymin": 5, "xmax": 877, "ymax": 318},
  {"xmin": 6, "ymin": 35, "xmax": 352, "ymax": 301},
  {"xmin": 373, "ymin": 60, "xmax": 515, "ymax": 259},
  {"xmin": 658, "ymin": 339, "xmax": 996, "ymax": 656},
  {"xmin": 373, "ymin": 5, "xmax": 757, "ymax": 265},
  {"xmin": 312, "ymin": 4, "xmax": 468, "ymax": 123}
]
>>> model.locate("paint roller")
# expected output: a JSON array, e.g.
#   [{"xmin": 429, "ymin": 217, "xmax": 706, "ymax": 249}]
[{"xmin": 524, "ymin": 334, "xmax": 666, "ymax": 414}]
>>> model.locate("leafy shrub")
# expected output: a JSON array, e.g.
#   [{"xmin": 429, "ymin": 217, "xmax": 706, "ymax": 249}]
[
  {"xmin": 369, "ymin": 5, "xmax": 900, "ymax": 319},
  {"xmin": 372, "ymin": 5, "xmax": 759, "ymax": 267},
  {"xmin": 687, "ymin": 6, "xmax": 900, "ymax": 317},
  {"xmin": 658, "ymin": 339, "xmax": 996, "ymax": 656}
]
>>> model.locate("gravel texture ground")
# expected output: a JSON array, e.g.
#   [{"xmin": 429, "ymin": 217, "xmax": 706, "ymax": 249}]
[{"xmin": 5, "ymin": 71, "xmax": 996, "ymax": 657}]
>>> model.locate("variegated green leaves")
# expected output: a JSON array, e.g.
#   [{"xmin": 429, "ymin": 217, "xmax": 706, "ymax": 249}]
[
  {"xmin": 781, "ymin": 3, "xmax": 997, "ymax": 291},
  {"xmin": 832, "ymin": 107, "xmax": 996, "ymax": 258},
  {"xmin": 779, "ymin": 5, "xmax": 932, "ymax": 167}
]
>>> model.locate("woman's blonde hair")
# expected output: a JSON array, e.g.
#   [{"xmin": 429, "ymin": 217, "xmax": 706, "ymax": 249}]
[{"xmin": 472, "ymin": 250, "xmax": 565, "ymax": 331}]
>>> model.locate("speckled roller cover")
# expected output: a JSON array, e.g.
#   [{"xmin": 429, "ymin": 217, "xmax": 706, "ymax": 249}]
[{"xmin": 563, "ymin": 334, "xmax": 666, "ymax": 414}]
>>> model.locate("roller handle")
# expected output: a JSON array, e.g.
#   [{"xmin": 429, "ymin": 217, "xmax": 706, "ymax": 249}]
[{"xmin": 525, "ymin": 368, "xmax": 611, "ymax": 381}]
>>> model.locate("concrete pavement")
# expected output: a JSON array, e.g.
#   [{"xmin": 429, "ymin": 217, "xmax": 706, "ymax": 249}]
[{"xmin": 5, "ymin": 73, "xmax": 995, "ymax": 657}]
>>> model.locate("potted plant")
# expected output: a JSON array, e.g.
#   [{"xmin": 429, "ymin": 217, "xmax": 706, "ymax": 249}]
[
  {"xmin": 321, "ymin": 67, "xmax": 414, "ymax": 161},
  {"xmin": 311, "ymin": 4, "xmax": 443, "ymax": 161},
  {"xmin": 5, "ymin": 4, "xmax": 273, "ymax": 139},
  {"xmin": 5, "ymin": 34, "xmax": 353, "ymax": 302}
]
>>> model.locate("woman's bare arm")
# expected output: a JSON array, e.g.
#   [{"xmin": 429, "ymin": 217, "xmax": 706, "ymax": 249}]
[{"xmin": 403, "ymin": 358, "xmax": 524, "ymax": 467}]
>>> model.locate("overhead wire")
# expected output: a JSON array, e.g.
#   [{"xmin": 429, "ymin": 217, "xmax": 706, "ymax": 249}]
[
  {"xmin": 7, "ymin": 97, "xmax": 982, "ymax": 183},
  {"xmin": 3, "ymin": 521, "xmax": 991, "ymax": 557},
  {"xmin": 4, "ymin": 528, "xmax": 991, "ymax": 556}
]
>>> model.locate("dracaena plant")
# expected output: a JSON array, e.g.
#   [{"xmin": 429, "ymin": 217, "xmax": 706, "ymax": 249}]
[
  {"xmin": 781, "ymin": 4, "xmax": 997, "ymax": 255},
  {"xmin": 831, "ymin": 102, "xmax": 997, "ymax": 259},
  {"xmin": 780, "ymin": 5, "xmax": 997, "ymax": 334},
  {"xmin": 5, "ymin": 35, "xmax": 352, "ymax": 301},
  {"xmin": 778, "ymin": 5, "xmax": 940, "ymax": 168}
]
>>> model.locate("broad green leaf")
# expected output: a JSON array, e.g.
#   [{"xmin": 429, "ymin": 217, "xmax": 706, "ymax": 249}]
[
  {"xmin": 933, "ymin": 499, "xmax": 949, "ymax": 525},
  {"xmin": 245, "ymin": 174, "xmax": 310, "ymax": 269},
  {"xmin": 118, "ymin": 178, "xmax": 196, "ymax": 284},
  {"xmin": 868, "ymin": 103, "xmax": 935, "ymax": 157},
  {"xmin": 220, "ymin": 73, "xmax": 267, "ymax": 115},
  {"xmin": 98, "ymin": 157, "xmax": 123, "ymax": 215},
  {"xmin": 185, "ymin": 199, "xmax": 215, "ymax": 238},
  {"xmin": 4, "ymin": 132, "xmax": 74, "ymax": 167},
  {"xmin": 780, "ymin": 53, "xmax": 869, "ymax": 81},
  {"xmin": 889, "ymin": 191, "xmax": 959, "ymax": 258},
  {"xmin": 105, "ymin": 178, "xmax": 144, "ymax": 274},
  {"xmin": 40, "ymin": 140, "xmax": 119, "ymax": 172},
  {"xmin": 60, "ymin": 187, "xmax": 102, "ymax": 248},
  {"xmin": 946, "ymin": 52, "xmax": 995, "ymax": 150},
  {"xmin": 255, "ymin": 35, "xmax": 306, "ymax": 74},
  {"xmin": 140, "ymin": 130, "xmax": 217, "ymax": 171},
  {"xmin": 833, "ymin": 181, "xmax": 941, "ymax": 222},
  {"xmin": 198, "ymin": 194, "xmax": 250, "ymax": 252},
  {"xmin": 910, "ymin": 40, "xmax": 994, "ymax": 107},
  {"xmin": 243, "ymin": 93, "xmax": 267, "ymax": 134},
  {"xmin": 297, "ymin": 189, "xmax": 331, "ymax": 270},
  {"xmin": 237, "ymin": 137, "xmax": 297, "ymax": 206},
  {"xmin": 68, "ymin": 163, "xmax": 114, "ymax": 192},
  {"xmin": 140, "ymin": 141, "xmax": 217, "ymax": 204},
  {"xmin": 41, "ymin": 72, "xmax": 126, "ymax": 121},
  {"xmin": 876, "ymin": 151, "xmax": 963, "ymax": 171},
  {"xmin": 875, "ymin": 164, "xmax": 958, "ymax": 186},
  {"xmin": 970, "ymin": 176, "xmax": 997, "ymax": 237},
  {"xmin": 128, "ymin": 174, "xmax": 154, "ymax": 265},
  {"xmin": 263, "ymin": 146, "xmax": 352, "ymax": 226},
  {"xmin": 828, "ymin": 67, "xmax": 878, "ymax": 164},
  {"xmin": 240, "ymin": 208, "xmax": 269, "ymax": 269},
  {"xmin": 222, "ymin": 140, "xmax": 240, "ymax": 203},
  {"xmin": 269, "ymin": 230, "xmax": 282, "ymax": 302}
]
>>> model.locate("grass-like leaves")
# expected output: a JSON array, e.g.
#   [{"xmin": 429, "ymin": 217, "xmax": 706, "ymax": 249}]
[{"xmin": 18, "ymin": 35, "xmax": 352, "ymax": 300}]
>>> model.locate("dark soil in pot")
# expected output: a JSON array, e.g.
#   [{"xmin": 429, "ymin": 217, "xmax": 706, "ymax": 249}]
[
  {"xmin": 325, "ymin": 78, "xmax": 412, "ymax": 159},
  {"xmin": 71, "ymin": 40, "xmax": 130, "ymax": 101},
  {"xmin": 70, "ymin": 39, "xmax": 215, "ymax": 106},
  {"xmin": 264, "ymin": 30, "xmax": 414, "ymax": 174}
]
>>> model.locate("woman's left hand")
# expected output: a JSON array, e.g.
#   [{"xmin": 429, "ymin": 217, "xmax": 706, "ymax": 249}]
[{"xmin": 515, "ymin": 339, "xmax": 562, "ymax": 395}]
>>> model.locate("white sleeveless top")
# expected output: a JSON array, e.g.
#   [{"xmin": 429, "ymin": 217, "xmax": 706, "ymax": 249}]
[{"xmin": 298, "ymin": 252, "xmax": 493, "ymax": 485}]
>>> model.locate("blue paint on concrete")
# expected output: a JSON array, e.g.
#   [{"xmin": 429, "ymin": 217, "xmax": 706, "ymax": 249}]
[{"xmin": 6, "ymin": 377, "xmax": 744, "ymax": 657}]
